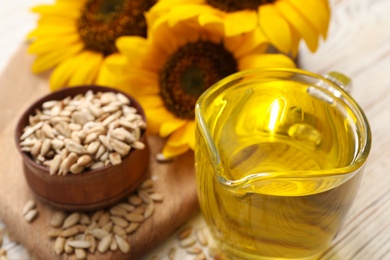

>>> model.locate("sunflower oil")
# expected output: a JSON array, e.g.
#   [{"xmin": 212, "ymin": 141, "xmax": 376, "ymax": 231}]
[{"xmin": 195, "ymin": 79, "xmax": 363, "ymax": 259}]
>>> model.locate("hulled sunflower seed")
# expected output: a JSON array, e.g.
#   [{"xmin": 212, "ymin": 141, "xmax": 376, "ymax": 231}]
[
  {"xmin": 98, "ymin": 212, "xmax": 110, "ymax": 227},
  {"xmin": 64, "ymin": 237, "xmax": 74, "ymax": 254},
  {"xmin": 88, "ymin": 105, "xmax": 103, "ymax": 118},
  {"xmin": 30, "ymin": 139, "xmax": 42, "ymax": 157},
  {"xmin": 127, "ymin": 195, "xmax": 143, "ymax": 206},
  {"xmin": 150, "ymin": 193, "xmax": 164, "ymax": 202},
  {"xmin": 90, "ymin": 228, "xmax": 110, "ymax": 240},
  {"xmin": 117, "ymin": 203, "xmax": 135, "ymax": 212},
  {"xmin": 111, "ymin": 216, "xmax": 128, "ymax": 228},
  {"xmin": 49, "ymin": 155, "xmax": 62, "ymax": 175},
  {"xmin": 115, "ymin": 235, "xmax": 130, "ymax": 254},
  {"xmin": 144, "ymin": 202, "xmax": 154, "ymax": 219},
  {"xmin": 47, "ymin": 229, "xmax": 62, "ymax": 238},
  {"xmin": 85, "ymin": 234, "xmax": 96, "ymax": 254},
  {"xmin": 87, "ymin": 141, "xmax": 100, "ymax": 155},
  {"xmin": 42, "ymin": 123, "xmax": 55, "ymax": 138},
  {"xmin": 125, "ymin": 213, "xmax": 144, "ymax": 223},
  {"xmin": 75, "ymin": 248, "xmax": 87, "ymax": 259},
  {"xmin": 179, "ymin": 227, "xmax": 193, "ymax": 240},
  {"xmin": 65, "ymin": 141, "xmax": 87, "ymax": 155},
  {"xmin": 131, "ymin": 141, "xmax": 145, "ymax": 150},
  {"xmin": 70, "ymin": 164, "xmax": 84, "ymax": 174},
  {"xmin": 110, "ymin": 138, "xmax": 130, "ymax": 157},
  {"xmin": 113, "ymin": 225, "xmax": 127, "ymax": 238},
  {"xmin": 196, "ymin": 229, "xmax": 208, "ymax": 246},
  {"xmin": 97, "ymin": 235, "xmax": 112, "ymax": 253},
  {"xmin": 66, "ymin": 240, "xmax": 91, "ymax": 249},
  {"xmin": 80, "ymin": 213, "xmax": 90, "ymax": 225},
  {"xmin": 24, "ymin": 209, "xmax": 38, "ymax": 223},
  {"xmin": 179, "ymin": 237, "xmax": 196, "ymax": 248},
  {"xmin": 98, "ymin": 135, "xmax": 112, "ymax": 151},
  {"xmin": 91, "ymin": 210, "xmax": 104, "ymax": 223},
  {"xmin": 125, "ymin": 222, "xmax": 140, "ymax": 234},
  {"xmin": 102, "ymin": 221, "xmax": 113, "ymax": 233},
  {"xmin": 62, "ymin": 212, "xmax": 81, "ymax": 229},
  {"xmin": 54, "ymin": 236, "xmax": 66, "ymax": 255},
  {"xmin": 110, "ymin": 238, "xmax": 118, "ymax": 251},
  {"xmin": 109, "ymin": 206, "xmax": 127, "ymax": 217},
  {"xmin": 109, "ymin": 152, "xmax": 122, "ymax": 165},
  {"xmin": 61, "ymin": 226, "xmax": 81, "ymax": 237},
  {"xmin": 22, "ymin": 200, "xmax": 36, "ymax": 216},
  {"xmin": 50, "ymin": 211, "xmax": 67, "ymax": 228}
]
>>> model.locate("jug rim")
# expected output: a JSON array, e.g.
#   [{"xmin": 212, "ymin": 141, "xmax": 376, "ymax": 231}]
[{"xmin": 195, "ymin": 67, "xmax": 372, "ymax": 184}]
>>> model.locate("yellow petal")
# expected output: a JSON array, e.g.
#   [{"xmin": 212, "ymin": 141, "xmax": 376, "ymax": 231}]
[
  {"xmin": 288, "ymin": 26, "xmax": 300, "ymax": 58},
  {"xmin": 160, "ymin": 118, "xmax": 187, "ymax": 137},
  {"xmin": 27, "ymin": 25, "xmax": 77, "ymax": 40},
  {"xmin": 224, "ymin": 11, "xmax": 258, "ymax": 37},
  {"xmin": 31, "ymin": 4, "xmax": 82, "ymax": 19},
  {"xmin": 276, "ymin": 1, "xmax": 319, "ymax": 52},
  {"xmin": 167, "ymin": 121, "xmax": 195, "ymax": 149},
  {"xmin": 227, "ymin": 28, "xmax": 268, "ymax": 58},
  {"xmin": 149, "ymin": 18, "xmax": 181, "ymax": 56},
  {"xmin": 116, "ymin": 36, "xmax": 148, "ymax": 62},
  {"xmin": 199, "ymin": 12, "xmax": 223, "ymax": 26},
  {"xmin": 31, "ymin": 42, "xmax": 83, "ymax": 73},
  {"xmin": 238, "ymin": 53, "xmax": 296, "ymax": 71},
  {"xmin": 198, "ymin": 13, "xmax": 224, "ymax": 36},
  {"xmin": 37, "ymin": 16, "xmax": 76, "ymax": 26},
  {"xmin": 145, "ymin": 108, "xmax": 175, "ymax": 134},
  {"xmin": 139, "ymin": 95, "xmax": 165, "ymax": 109},
  {"xmin": 166, "ymin": 5, "xmax": 211, "ymax": 28},
  {"xmin": 68, "ymin": 51, "xmax": 104, "ymax": 86},
  {"xmin": 96, "ymin": 55, "xmax": 121, "ymax": 87},
  {"xmin": 162, "ymin": 143, "xmax": 190, "ymax": 158},
  {"xmin": 49, "ymin": 55, "xmax": 81, "ymax": 91},
  {"xmin": 258, "ymin": 4, "xmax": 292, "ymax": 54},
  {"xmin": 103, "ymin": 53, "xmax": 128, "ymax": 76},
  {"xmin": 145, "ymin": 104, "xmax": 183, "ymax": 135},
  {"xmin": 146, "ymin": 0, "xmax": 204, "ymax": 27},
  {"xmin": 116, "ymin": 72, "xmax": 159, "ymax": 94},
  {"xmin": 28, "ymin": 33, "xmax": 80, "ymax": 54},
  {"xmin": 287, "ymin": 0, "xmax": 330, "ymax": 38}
]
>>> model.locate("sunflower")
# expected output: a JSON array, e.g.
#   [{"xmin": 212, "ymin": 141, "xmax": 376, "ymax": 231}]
[
  {"xmin": 146, "ymin": 0, "xmax": 330, "ymax": 57},
  {"xmin": 108, "ymin": 13, "xmax": 296, "ymax": 158},
  {"xmin": 27, "ymin": 0, "xmax": 156, "ymax": 90}
]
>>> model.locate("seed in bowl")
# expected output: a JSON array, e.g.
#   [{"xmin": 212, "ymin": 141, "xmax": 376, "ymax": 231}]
[{"xmin": 19, "ymin": 90, "xmax": 146, "ymax": 175}]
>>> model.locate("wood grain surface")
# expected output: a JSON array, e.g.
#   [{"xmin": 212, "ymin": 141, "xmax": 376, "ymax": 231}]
[
  {"xmin": 0, "ymin": 46, "xmax": 198, "ymax": 259},
  {"xmin": 2, "ymin": 0, "xmax": 390, "ymax": 259}
]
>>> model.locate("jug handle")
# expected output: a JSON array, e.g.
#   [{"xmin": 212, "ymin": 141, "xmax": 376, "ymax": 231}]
[{"xmin": 324, "ymin": 71, "xmax": 352, "ymax": 93}]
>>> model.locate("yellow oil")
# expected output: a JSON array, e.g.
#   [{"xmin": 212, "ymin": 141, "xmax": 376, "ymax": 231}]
[{"xmin": 195, "ymin": 80, "xmax": 363, "ymax": 259}]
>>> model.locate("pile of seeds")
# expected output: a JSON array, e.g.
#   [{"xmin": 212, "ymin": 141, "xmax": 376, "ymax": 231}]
[
  {"xmin": 172, "ymin": 226, "xmax": 209, "ymax": 260},
  {"xmin": 45, "ymin": 178, "xmax": 162, "ymax": 259},
  {"xmin": 149, "ymin": 224, "xmax": 224, "ymax": 260},
  {"xmin": 19, "ymin": 90, "xmax": 146, "ymax": 175}
]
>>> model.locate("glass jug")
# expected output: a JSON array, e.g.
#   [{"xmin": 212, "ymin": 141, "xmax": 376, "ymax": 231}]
[{"xmin": 194, "ymin": 68, "xmax": 371, "ymax": 260}]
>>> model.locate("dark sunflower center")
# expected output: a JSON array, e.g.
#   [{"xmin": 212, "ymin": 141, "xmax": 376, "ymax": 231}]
[
  {"xmin": 77, "ymin": 0, "xmax": 156, "ymax": 56},
  {"xmin": 160, "ymin": 41, "xmax": 238, "ymax": 119},
  {"xmin": 206, "ymin": 0, "xmax": 276, "ymax": 12}
]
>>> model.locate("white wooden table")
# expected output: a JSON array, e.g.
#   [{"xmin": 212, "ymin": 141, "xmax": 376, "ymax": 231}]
[{"xmin": 1, "ymin": 0, "xmax": 390, "ymax": 259}]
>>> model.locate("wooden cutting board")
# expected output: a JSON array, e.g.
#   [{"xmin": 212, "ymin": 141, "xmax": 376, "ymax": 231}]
[{"xmin": 0, "ymin": 45, "xmax": 199, "ymax": 259}]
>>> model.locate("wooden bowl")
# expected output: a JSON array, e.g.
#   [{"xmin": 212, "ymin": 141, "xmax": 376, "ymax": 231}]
[{"xmin": 15, "ymin": 86, "xmax": 150, "ymax": 212}]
